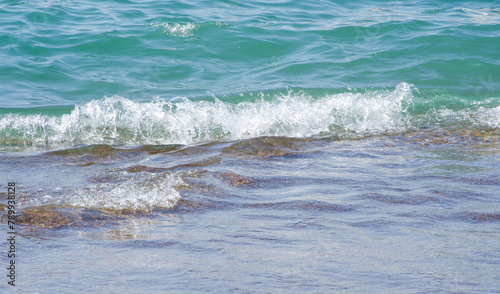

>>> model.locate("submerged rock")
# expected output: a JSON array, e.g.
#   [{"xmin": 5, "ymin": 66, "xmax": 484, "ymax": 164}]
[{"xmin": 15, "ymin": 205, "xmax": 82, "ymax": 228}]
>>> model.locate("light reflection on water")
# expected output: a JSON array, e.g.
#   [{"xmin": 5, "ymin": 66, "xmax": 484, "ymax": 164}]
[{"xmin": 1, "ymin": 133, "xmax": 499, "ymax": 293}]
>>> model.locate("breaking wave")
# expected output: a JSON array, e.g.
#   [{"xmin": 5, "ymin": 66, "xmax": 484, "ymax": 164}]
[
  {"xmin": 23, "ymin": 172, "xmax": 185, "ymax": 212},
  {"xmin": 1, "ymin": 82, "xmax": 498, "ymax": 151},
  {"xmin": 0, "ymin": 83, "xmax": 413, "ymax": 150}
]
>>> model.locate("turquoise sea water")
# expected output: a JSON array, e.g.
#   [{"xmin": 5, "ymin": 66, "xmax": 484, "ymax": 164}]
[{"xmin": 1, "ymin": 0, "xmax": 499, "ymax": 293}]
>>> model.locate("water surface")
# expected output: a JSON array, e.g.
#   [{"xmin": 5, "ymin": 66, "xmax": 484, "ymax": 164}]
[{"xmin": 1, "ymin": 0, "xmax": 499, "ymax": 292}]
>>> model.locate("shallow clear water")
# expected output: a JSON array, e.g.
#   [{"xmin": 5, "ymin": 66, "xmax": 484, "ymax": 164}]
[{"xmin": 1, "ymin": 0, "xmax": 499, "ymax": 293}]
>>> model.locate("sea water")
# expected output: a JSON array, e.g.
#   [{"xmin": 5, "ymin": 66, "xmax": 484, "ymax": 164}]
[{"xmin": 1, "ymin": 0, "xmax": 499, "ymax": 293}]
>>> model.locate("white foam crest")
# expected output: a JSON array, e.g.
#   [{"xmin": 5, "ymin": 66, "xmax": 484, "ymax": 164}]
[
  {"xmin": 0, "ymin": 83, "xmax": 417, "ymax": 149},
  {"xmin": 477, "ymin": 106, "xmax": 500, "ymax": 129},
  {"xmin": 68, "ymin": 173, "xmax": 184, "ymax": 212},
  {"xmin": 428, "ymin": 102, "xmax": 500, "ymax": 130},
  {"xmin": 151, "ymin": 22, "xmax": 197, "ymax": 37},
  {"xmin": 169, "ymin": 82, "xmax": 413, "ymax": 142}
]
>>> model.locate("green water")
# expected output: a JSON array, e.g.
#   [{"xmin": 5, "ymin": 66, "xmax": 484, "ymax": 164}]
[{"xmin": 1, "ymin": 1, "xmax": 499, "ymax": 108}]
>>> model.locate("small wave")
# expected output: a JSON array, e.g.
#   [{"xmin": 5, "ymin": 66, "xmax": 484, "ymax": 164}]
[
  {"xmin": 424, "ymin": 103, "xmax": 500, "ymax": 130},
  {"xmin": 151, "ymin": 22, "xmax": 197, "ymax": 37},
  {"xmin": 21, "ymin": 172, "xmax": 184, "ymax": 212},
  {"xmin": 459, "ymin": 7, "xmax": 500, "ymax": 25},
  {"xmin": 0, "ymin": 83, "xmax": 416, "ymax": 150},
  {"xmin": 477, "ymin": 106, "xmax": 500, "ymax": 129},
  {"xmin": 67, "ymin": 172, "xmax": 183, "ymax": 212},
  {"xmin": 151, "ymin": 21, "xmax": 227, "ymax": 37}
]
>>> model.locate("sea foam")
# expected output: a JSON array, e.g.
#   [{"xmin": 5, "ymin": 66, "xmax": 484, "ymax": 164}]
[
  {"xmin": 67, "ymin": 172, "xmax": 184, "ymax": 212},
  {"xmin": 0, "ymin": 83, "xmax": 416, "ymax": 150},
  {"xmin": 151, "ymin": 22, "xmax": 197, "ymax": 37}
]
